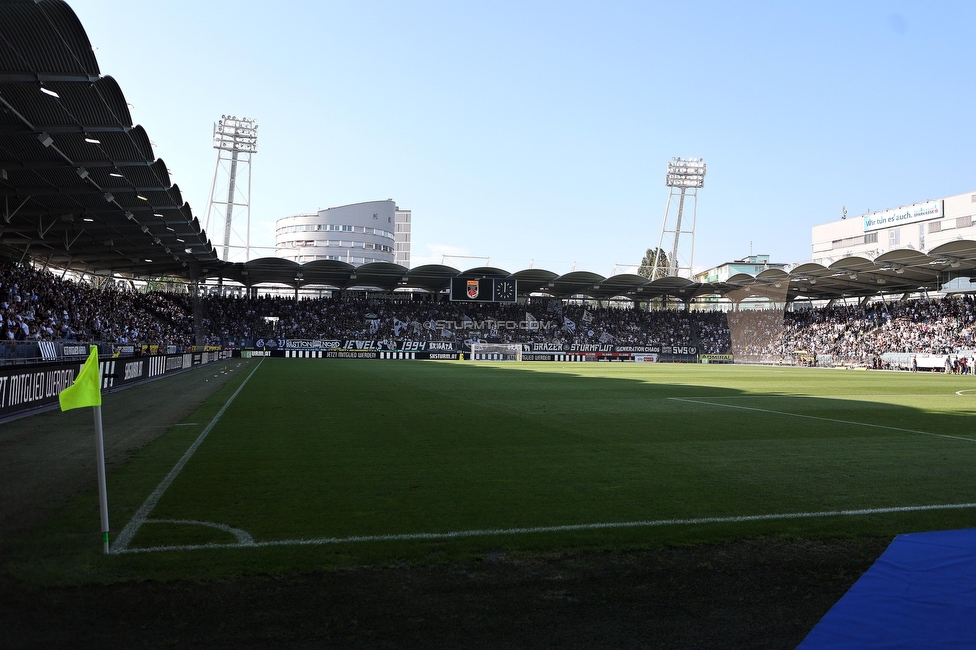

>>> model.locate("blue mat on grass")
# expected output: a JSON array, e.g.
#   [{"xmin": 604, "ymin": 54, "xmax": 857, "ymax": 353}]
[{"xmin": 797, "ymin": 528, "xmax": 976, "ymax": 649}]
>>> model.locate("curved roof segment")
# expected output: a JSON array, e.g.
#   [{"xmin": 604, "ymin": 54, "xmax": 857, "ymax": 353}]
[
  {"xmin": 509, "ymin": 268, "xmax": 560, "ymax": 297},
  {"xmin": 0, "ymin": 0, "xmax": 218, "ymax": 278},
  {"xmin": 401, "ymin": 264, "xmax": 459, "ymax": 293}
]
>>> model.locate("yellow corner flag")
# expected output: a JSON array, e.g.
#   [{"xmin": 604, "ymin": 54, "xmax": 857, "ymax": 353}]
[{"xmin": 59, "ymin": 346, "xmax": 102, "ymax": 411}]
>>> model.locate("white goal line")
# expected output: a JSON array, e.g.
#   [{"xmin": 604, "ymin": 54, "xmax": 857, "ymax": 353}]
[
  {"xmin": 111, "ymin": 359, "xmax": 265, "ymax": 554},
  {"xmin": 113, "ymin": 502, "xmax": 976, "ymax": 555}
]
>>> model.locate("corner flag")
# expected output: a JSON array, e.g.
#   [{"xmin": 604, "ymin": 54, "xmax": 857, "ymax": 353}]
[
  {"xmin": 59, "ymin": 346, "xmax": 102, "ymax": 411},
  {"xmin": 58, "ymin": 345, "xmax": 111, "ymax": 553}
]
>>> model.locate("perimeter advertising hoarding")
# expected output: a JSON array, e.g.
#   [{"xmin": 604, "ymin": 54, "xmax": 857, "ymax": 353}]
[
  {"xmin": 449, "ymin": 278, "xmax": 517, "ymax": 302},
  {"xmin": 281, "ymin": 339, "xmax": 457, "ymax": 352},
  {"xmin": 269, "ymin": 340, "xmax": 697, "ymax": 354},
  {"xmin": 0, "ymin": 352, "xmax": 227, "ymax": 418},
  {"xmin": 862, "ymin": 200, "xmax": 943, "ymax": 232}
]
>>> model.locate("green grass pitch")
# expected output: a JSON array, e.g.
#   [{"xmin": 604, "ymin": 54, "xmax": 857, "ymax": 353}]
[{"xmin": 16, "ymin": 359, "xmax": 976, "ymax": 582}]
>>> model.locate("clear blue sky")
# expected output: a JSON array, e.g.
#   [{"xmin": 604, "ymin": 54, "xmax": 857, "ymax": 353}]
[{"xmin": 69, "ymin": 0, "xmax": 976, "ymax": 275}]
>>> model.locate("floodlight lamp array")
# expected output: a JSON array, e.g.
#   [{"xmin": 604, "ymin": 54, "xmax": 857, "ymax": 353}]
[
  {"xmin": 665, "ymin": 157, "xmax": 706, "ymax": 188},
  {"xmin": 213, "ymin": 115, "xmax": 259, "ymax": 153}
]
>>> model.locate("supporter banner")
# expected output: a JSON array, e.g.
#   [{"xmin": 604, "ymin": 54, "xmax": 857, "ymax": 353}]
[
  {"xmin": 38, "ymin": 342, "xmax": 57, "ymax": 361},
  {"xmin": 522, "ymin": 343, "xmax": 694, "ymax": 355},
  {"xmin": 284, "ymin": 339, "xmax": 335, "ymax": 350},
  {"xmin": 256, "ymin": 339, "xmax": 697, "ymax": 355},
  {"xmin": 401, "ymin": 341, "xmax": 456, "ymax": 352},
  {"xmin": 278, "ymin": 339, "xmax": 458, "ymax": 352}
]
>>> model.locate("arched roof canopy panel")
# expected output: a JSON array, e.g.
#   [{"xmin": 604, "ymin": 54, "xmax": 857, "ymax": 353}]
[
  {"xmin": 873, "ymin": 249, "xmax": 933, "ymax": 266},
  {"xmin": 791, "ymin": 263, "xmax": 829, "ymax": 275},
  {"xmin": 548, "ymin": 271, "xmax": 606, "ymax": 299},
  {"xmin": 927, "ymin": 240, "xmax": 976, "ymax": 273},
  {"xmin": 203, "ymin": 262, "xmax": 245, "ymax": 285},
  {"xmin": 402, "ymin": 264, "xmax": 460, "ymax": 293},
  {"xmin": 690, "ymin": 282, "xmax": 726, "ymax": 299},
  {"xmin": 510, "ymin": 268, "xmax": 559, "ymax": 296},
  {"xmin": 755, "ymin": 268, "xmax": 790, "ymax": 281},
  {"xmin": 457, "ymin": 266, "xmax": 511, "ymax": 279},
  {"xmin": 588, "ymin": 273, "xmax": 651, "ymax": 300},
  {"xmin": 637, "ymin": 276, "xmax": 696, "ymax": 300},
  {"xmin": 723, "ymin": 273, "xmax": 757, "ymax": 285},
  {"xmin": 825, "ymin": 254, "xmax": 937, "ymax": 295},
  {"xmin": 861, "ymin": 249, "xmax": 943, "ymax": 290},
  {"xmin": 300, "ymin": 259, "xmax": 356, "ymax": 288},
  {"xmin": 827, "ymin": 256, "xmax": 881, "ymax": 273},
  {"xmin": 243, "ymin": 257, "xmax": 301, "ymax": 287},
  {"xmin": 349, "ymin": 262, "xmax": 409, "ymax": 291}
]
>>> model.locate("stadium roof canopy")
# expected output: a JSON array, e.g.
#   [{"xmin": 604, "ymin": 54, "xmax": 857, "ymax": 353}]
[
  {"xmin": 2, "ymin": 0, "xmax": 976, "ymax": 303},
  {"xmin": 0, "ymin": 0, "xmax": 218, "ymax": 278}
]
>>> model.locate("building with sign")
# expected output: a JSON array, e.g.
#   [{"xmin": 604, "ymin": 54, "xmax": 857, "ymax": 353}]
[
  {"xmin": 693, "ymin": 254, "xmax": 789, "ymax": 284},
  {"xmin": 275, "ymin": 200, "xmax": 411, "ymax": 267},
  {"xmin": 811, "ymin": 191, "xmax": 976, "ymax": 265}
]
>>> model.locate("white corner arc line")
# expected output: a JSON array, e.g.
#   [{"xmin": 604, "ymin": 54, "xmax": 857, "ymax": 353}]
[
  {"xmin": 113, "ymin": 502, "xmax": 976, "ymax": 555},
  {"xmin": 111, "ymin": 359, "xmax": 264, "ymax": 554},
  {"xmin": 146, "ymin": 519, "xmax": 254, "ymax": 545},
  {"xmin": 956, "ymin": 389, "xmax": 976, "ymax": 396},
  {"xmin": 669, "ymin": 397, "xmax": 976, "ymax": 444}
]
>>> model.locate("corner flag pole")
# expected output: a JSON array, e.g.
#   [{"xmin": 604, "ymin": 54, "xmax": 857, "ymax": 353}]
[
  {"xmin": 93, "ymin": 404, "xmax": 110, "ymax": 554},
  {"xmin": 59, "ymin": 346, "xmax": 109, "ymax": 554}
]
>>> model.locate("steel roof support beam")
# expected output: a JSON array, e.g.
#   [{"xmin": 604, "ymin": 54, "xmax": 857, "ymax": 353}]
[{"xmin": 0, "ymin": 124, "xmax": 131, "ymax": 135}]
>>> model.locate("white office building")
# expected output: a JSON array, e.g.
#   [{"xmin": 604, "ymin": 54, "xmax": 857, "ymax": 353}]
[
  {"xmin": 275, "ymin": 199, "xmax": 411, "ymax": 267},
  {"xmin": 694, "ymin": 254, "xmax": 789, "ymax": 283},
  {"xmin": 394, "ymin": 207, "xmax": 411, "ymax": 268},
  {"xmin": 812, "ymin": 191, "xmax": 976, "ymax": 265}
]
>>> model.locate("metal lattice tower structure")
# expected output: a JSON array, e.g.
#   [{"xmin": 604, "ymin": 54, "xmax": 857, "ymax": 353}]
[
  {"xmin": 652, "ymin": 157, "xmax": 705, "ymax": 280},
  {"xmin": 204, "ymin": 115, "xmax": 258, "ymax": 262}
]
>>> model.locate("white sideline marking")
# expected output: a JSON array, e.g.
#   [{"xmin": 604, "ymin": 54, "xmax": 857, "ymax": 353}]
[
  {"xmin": 111, "ymin": 359, "xmax": 264, "ymax": 553},
  {"xmin": 669, "ymin": 397, "xmax": 976, "ymax": 444},
  {"xmin": 677, "ymin": 394, "xmax": 954, "ymax": 400},
  {"xmin": 114, "ymin": 502, "xmax": 976, "ymax": 555}
]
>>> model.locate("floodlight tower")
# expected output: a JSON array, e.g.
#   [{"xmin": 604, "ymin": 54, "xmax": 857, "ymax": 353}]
[
  {"xmin": 204, "ymin": 115, "xmax": 258, "ymax": 262},
  {"xmin": 652, "ymin": 157, "xmax": 705, "ymax": 279}
]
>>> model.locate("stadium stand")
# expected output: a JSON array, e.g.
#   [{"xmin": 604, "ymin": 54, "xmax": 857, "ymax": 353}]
[
  {"xmin": 6, "ymin": 259, "xmax": 976, "ymax": 370},
  {"xmin": 4, "ymin": 0, "xmax": 976, "ymax": 370},
  {"xmin": 1, "ymin": 261, "xmax": 192, "ymax": 349}
]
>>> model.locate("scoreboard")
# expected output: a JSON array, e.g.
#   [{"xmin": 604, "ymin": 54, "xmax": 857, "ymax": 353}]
[{"xmin": 449, "ymin": 278, "xmax": 517, "ymax": 303}]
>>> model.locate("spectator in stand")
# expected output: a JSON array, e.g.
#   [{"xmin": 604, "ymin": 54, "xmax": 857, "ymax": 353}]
[{"xmin": 4, "ymin": 259, "xmax": 976, "ymax": 368}]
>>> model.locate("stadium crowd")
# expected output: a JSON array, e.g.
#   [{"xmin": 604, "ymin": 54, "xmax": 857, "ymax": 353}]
[
  {"xmin": 193, "ymin": 295, "xmax": 696, "ymax": 348},
  {"xmin": 764, "ymin": 297, "xmax": 976, "ymax": 361},
  {"xmin": 0, "ymin": 262, "xmax": 193, "ymax": 348},
  {"xmin": 4, "ymin": 261, "xmax": 976, "ymax": 364}
]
